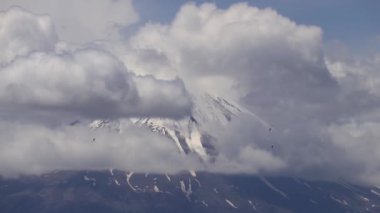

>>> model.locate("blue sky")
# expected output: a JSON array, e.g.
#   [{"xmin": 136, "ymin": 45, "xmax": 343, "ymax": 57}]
[{"xmin": 134, "ymin": 0, "xmax": 380, "ymax": 52}]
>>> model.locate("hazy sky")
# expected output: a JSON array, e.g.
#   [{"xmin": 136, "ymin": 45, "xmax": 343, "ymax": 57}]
[{"xmin": 0, "ymin": 0, "xmax": 379, "ymax": 185}]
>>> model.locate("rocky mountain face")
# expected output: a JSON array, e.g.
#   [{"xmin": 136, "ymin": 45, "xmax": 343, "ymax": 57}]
[
  {"xmin": 1, "ymin": 171, "xmax": 380, "ymax": 213},
  {"xmin": 1, "ymin": 94, "xmax": 380, "ymax": 212}
]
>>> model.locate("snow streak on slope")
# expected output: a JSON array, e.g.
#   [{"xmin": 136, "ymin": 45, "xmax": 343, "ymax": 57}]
[
  {"xmin": 260, "ymin": 176, "xmax": 288, "ymax": 199},
  {"xmin": 126, "ymin": 172, "xmax": 136, "ymax": 192},
  {"xmin": 225, "ymin": 199, "xmax": 238, "ymax": 208}
]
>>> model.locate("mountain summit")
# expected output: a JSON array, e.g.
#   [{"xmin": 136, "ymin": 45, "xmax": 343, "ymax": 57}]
[{"xmin": 89, "ymin": 93, "xmax": 263, "ymax": 164}]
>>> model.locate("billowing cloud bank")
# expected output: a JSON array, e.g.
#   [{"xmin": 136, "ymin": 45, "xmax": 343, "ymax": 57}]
[
  {"xmin": 0, "ymin": 7, "xmax": 192, "ymax": 120},
  {"xmin": 0, "ymin": 122, "xmax": 197, "ymax": 176},
  {"xmin": 127, "ymin": 3, "xmax": 331, "ymax": 99},
  {"xmin": 0, "ymin": 6, "xmax": 194, "ymax": 176},
  {"xmin": 0, "ymin": 2, "xmax": 380, "ymax": 185},
  {"xmin": 125, "ymin": 3, "xmax": 380, "ymax": 185}
]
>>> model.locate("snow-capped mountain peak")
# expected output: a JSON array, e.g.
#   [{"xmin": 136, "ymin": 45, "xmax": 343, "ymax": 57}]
[
  {"xmin": 130, "ymin": 93, "xmax": 248, "ymax": 161},
  {"xmin": 88, "ymin": 93, "xmax": 258, "ymax": 162}
]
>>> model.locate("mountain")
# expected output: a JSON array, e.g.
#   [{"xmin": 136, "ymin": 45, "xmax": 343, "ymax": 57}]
[
  {"xmin": 1, "ymin": 171, "xmax": 380, "ymax": 213},
  {"xmin": 90, "ymin": 93, "xmax": 262, "ymax": 163},
  {"xmin": 1, "ymin": 93, "xmax": 380, "ymax": 213}
]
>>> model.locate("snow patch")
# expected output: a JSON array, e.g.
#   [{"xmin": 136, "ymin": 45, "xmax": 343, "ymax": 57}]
[
  {"xmin": 330, "ymin": 195, "xmax": 348, "ymax": 206},
  {"xmin": 187, "ymin": 130, "xmax": 208, "ymax": 158},
  {"xmin": 114, "ymin": 179, "xmax": 120, "ymax": 186},
  {"xmin": 153, "ymin": 185, "xmax": 160, "ymax": 192},
  {"xmin": 260, "ymin": 176, "xmax": 288, "ymax": 199},
  {"xmin": 83, "ymin": 175, "xmax": 96, "ymax": 186},
  {"xmin": 359, "ymin": 195, "xmax": 369, "ymax": 202},
  {"xmin": 189, "ymin": 170, "xmax": 197, "ymax": 177},
  {"xmin": 165, "ymin": 174, "xmax": 171, "ymax": 182},
  {"xmin": 371, "ymin": 189, "xmax": 380, "ymax": 196},
  {"xmin": 134, "ymin": 118, "xmax": 186, "ymax": 154},
  {"xmin": 248, "ymin": 200, "xmax": 257, "ymax": 210},
  {"xmin": 225, "ymin": 199, "xmax": 238, "ymax": 208},
  {"xmin": 180, "ymin": 179, "xmax": 192, "ymax": 200},
  {"xmin": 126, "ymin": 172, "xmax": 136, "ymax": 192}
]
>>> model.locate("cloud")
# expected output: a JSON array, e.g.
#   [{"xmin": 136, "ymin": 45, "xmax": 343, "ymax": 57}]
[
  {"xmin": 133, "ymin": 75, "xmax": 193, "ymax": 118},
  {"xmin": 127, "ymin": 3, "xmax": 334, "ymax": 100},
  {"xmin": 0, "ymin": 7, "xmax": 192, "ymax": 120},
  {"xmin": 124, "ymin": 2, "xmax": 380, "ymax": 184},
  {"xmin": 208, "ymin": 116, "xmax": 287, "ymax": 174},
  {"xmin": 0, "ymin": 48, "xmax": 192, "ymax": 119},
  {"xmin": 0, "ymin": 6, "xmax": 196, "ymax": 177},
  {"xmin": 0, "ymin": 0, "xmax": 138, "ymax": 43},
  {"xmin": 322, "ymin": 47, "xmax": 380, "ymax": 184},
  {"xmin": 328, "ymin": 121, "xmax": 380, "ymax": 184},
  {"xmin": 1, "ymin": 1, "xmax": 380, "ymax": 185},
  {"xmin": 0, "ymin": 121, "xmax": 199, "ymax": 176},
  {"xmin": 0, "ymin": 7, "xmax": 57, "ymax": 65},
  {"xmin": 326, "ymin": 46, "xmax": 380, "ymax": 97}
]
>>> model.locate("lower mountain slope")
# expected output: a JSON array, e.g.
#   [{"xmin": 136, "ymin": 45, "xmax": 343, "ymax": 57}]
[{"xmin": 0, "ymin": 171, "xmax": 379, "ymax": 213}]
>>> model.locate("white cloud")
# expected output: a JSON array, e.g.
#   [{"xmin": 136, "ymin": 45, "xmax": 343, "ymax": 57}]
[
  {"xmin": 1, "ymin": 1, "xmax": 380, "ymax": 185},
  {"xmin": 0, "ymin": 7, "xmax": 195, "ymax": 177},
  {"xmin": 0, "ymin": 121, "xmax": 198, "ymax": 176},
  {"xmin": 133, "ymin": 75, "xmax": 193, "ymax": 118},
  {"xmin": 0, "ymin": 5, "xmax": 196, "ymax": 177},
  {"xmin": 125, "ymin": 1, "xmax": 336, "ymax": 171},
  {"xmin": 208, "ymin": 147, "xmax": 286, "ymax": 174},
  {"xmin": 0, "ymin": 49, "xmax": 136, "ymax": 117},
  {"xmin": 328, "ymin": 121, "xmax": 380, "ymax": 185},
  {"xmin": 0, "ymin": 49, "xmax": 192, "ymax": 119},
  {"xmin": 326, "ymin": 49, "xmax": 380, "ymax": 97},
  {"xmin": 322, "ymin": 49, "xmax": 380, "ymax": 184},
  {"xmin": 122, "ymin": 2, "xmax": 380, "ymax": 184},
  {"xmin": 0, "ymin": 7, "xmax": 192, "ymax": 120},
  {"xmin": 0, "ymin": 0, "xmax": 138, "ymax": 43},
  {"xmin": 0, "ymin": 7, "xmax": 57, "ymax": 65},
  {"xmin": 127, "ymin": 3, "xmax": 332, "ymax": 100}
]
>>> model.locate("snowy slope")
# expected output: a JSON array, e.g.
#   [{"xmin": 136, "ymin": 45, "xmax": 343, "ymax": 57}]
[
  {"xmin": 88, "ymin": 93, "xmax": 266, "ymax": 163},
  {"xmin": 129, "ymin": 93, "xmax": 247, "ymax": 162}
]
